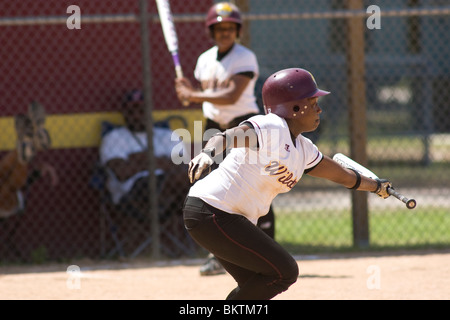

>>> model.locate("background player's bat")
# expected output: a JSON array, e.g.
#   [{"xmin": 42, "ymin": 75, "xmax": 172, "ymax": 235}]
[
  {"xmin": 333, "ymin": 153, "xmax": 417, "ymax": 209},
  {"xmin": 155, "ymin": 0, "xmax": 188, "ymax": 106}
]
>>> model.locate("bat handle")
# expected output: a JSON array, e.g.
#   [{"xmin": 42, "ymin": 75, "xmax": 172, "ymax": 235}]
[
  {"xmin": 172, "ymin": 55, "xmax": 189, "ymax": 107},
  {"xmin": 178, "ymin": 78, "xmax": 190, "ymax": 106},
  {"xmin": 175, "ymin": 67, "xmax": 189, "ymax": 107},
  {"xmin": 387, "ymin": 187, "xmax": 417, "ymax": 209},
  {"xmin": 175, "ymin": 65, "xmax": 184, "ymax": 79}
]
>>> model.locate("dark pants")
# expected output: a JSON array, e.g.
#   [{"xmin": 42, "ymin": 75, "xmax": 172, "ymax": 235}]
[{"xmin": 183, "ymin": 196, "xmax": 298, "ymax": 300}]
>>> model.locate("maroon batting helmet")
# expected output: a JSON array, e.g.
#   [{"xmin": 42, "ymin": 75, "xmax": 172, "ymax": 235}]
[
  {"xmin": 262, "ymin": 68, "xmax": 330, "ymax": 119},
  {"xmin": 205, "ymin": 2, "xmax": 242, "ymax": 28}
]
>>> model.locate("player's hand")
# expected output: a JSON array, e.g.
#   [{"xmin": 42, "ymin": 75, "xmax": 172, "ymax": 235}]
[
  {"xmin": 373, "ymin": 179, "xmax": 392, "ymax": 199},
  {"xmin": 175, "ymin": 78, "xmax": 194, "ymax": 104},
  {"xmin": 188, "ymin": 152, "xmax": 214, "ymax": 183}
]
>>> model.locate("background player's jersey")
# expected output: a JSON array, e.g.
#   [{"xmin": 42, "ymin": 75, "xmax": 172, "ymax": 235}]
[
  {"xmin": 189, "ymin": 113, "xmax": 323, "ymax": 224},
  {"xmin": 194, "ymin": 43, "xmax": 259, "ymax": 127}
]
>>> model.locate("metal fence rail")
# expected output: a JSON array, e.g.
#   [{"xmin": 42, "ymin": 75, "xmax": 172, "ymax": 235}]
[{"xmin": 3, "ymin": 5, "xmax": 449, "ymax": 26}]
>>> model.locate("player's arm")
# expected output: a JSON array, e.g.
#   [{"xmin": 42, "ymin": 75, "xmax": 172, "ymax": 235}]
[
  {"xmin": 306, "ymin": 155, "xmax": 379, "ymax": 192},
  {"xmin": 188, "ymin": 123, "xmax": 257, "ymax": 183},
  {"xmin": 105, "ymin": 154, "xmax": 145, "ymax": 182},
  {"xmin": 106, "ymin": 153, "xmax": 173, "ymax": 182},
  {"xmin": 175, "ymin": 73, "xmax": 253, "ymax": 105},
  {"xmin": 207, "ymin": 122, "xmax": 257, "ymax": 154}
]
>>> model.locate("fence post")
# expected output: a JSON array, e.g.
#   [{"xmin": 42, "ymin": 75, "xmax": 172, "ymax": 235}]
[
  {"xmin": 139, "ymin": 0, "xmax": 160, "ymax": 259},
  {"xmin": 346, "ymin": 0, "xmax": 369, "ymax": 248}
]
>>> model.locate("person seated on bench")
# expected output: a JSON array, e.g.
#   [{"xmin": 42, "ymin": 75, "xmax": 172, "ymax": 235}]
[{"xmin": 99, "ymin": 90, "xmax": 190, "ymax": 220}]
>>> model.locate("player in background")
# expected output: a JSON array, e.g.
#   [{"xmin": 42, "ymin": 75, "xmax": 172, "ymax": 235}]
[
  {"xmin": 182, "ymin": 68, "xmax": 392, "ymax": 300},
  {"xmin": 0, "ymin": 102, "xmax": 58, "ymax": 219},
  {"xmin": 175, "ymin": 2, "xmax": 275, "ymax": 276},
  {"xmin": 99, "ymin": 90, "xmax": 190, "ymax": 223}
]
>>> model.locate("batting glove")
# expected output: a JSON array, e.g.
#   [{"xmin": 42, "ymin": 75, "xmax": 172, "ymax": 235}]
[
  {"xmin": 373, "ymin": 179, "xmax": 392, "ymax": 199},
  {"xmin": 188, "ymin": 148, "xmax": 215, "ymax": 183}
]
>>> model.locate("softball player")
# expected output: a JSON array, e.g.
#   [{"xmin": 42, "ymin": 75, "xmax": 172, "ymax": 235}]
[
  {"xmin": 175, "ymin": 2, "xmax": 275, "ymax": 275},
  {"xmin": 175, "ymin": 2, "xmax": 260, "ymax": 131},
  {"xmin": 0, "ymin": 103, "xmax": 57, "ymax": 219},
  {"xmin": 182, "ymin": 68, "xmax": 392, "ymax": 300}
]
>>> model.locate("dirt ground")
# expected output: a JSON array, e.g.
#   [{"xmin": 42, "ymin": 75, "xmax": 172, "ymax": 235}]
[{"xmin": 0, "ymin": 249, "xmax": 448, "ymax": 300}]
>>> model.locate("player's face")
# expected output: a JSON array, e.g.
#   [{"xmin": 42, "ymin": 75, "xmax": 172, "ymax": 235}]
[
  {"xmin": 212, "ymin": 22, "xmax": 238, "ymax": 51},
  {"xmin": 123, "ymin": 102, "xmax": 146, "ymax": 132},
  {"xmin": 296, "ymin": 97, "xmax": 323, "ymax": 132}
]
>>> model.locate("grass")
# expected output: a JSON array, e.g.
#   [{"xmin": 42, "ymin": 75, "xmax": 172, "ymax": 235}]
[
  {"xmin": 276, "ymin": 207, "xmax": 450, "ymax": 255},
  {"xmin": 370, "ymin": 208, "xmax": 450, "ymax": 245},
  {"xmin": 317, "ymin": 135, "xmax": 449, "ymax": 161}
]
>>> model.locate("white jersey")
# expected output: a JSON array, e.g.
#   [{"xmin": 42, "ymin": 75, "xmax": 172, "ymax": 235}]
[
  {"xmin": 100, "ymin": 126, "xmax": 184, "ymax": 204},
  {"xmin": 189, "ymin": 113, "xmax": 323, "ymax": 224},
  {"xmin": 194, "ymin": 43, "xmax": 260, "ymax": 127}
]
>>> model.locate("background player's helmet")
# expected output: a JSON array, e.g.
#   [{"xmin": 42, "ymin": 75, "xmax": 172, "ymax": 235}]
[
  {"xmin": 123, "ymin": 89, "xmax": 143, "ymax": 105},
  {"xmin": 262, "ymin": 68, "xmax": 330, "ymax": 119},
  {"xmin": 206, "ymin": 2, "xmax": 242, "ymax": 28}
]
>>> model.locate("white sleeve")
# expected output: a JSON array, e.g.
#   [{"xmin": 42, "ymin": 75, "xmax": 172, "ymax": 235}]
[
  {"xmin": 231, "ymin": 50, "xmax": 259, "ymax": 75},
  {"xmin": 194, "ymin": 51, "xmax": 208, "ymax": 81},
  {"xmin": 100, "ymin": 130, "xmax": 130, "ymax": 165},
  {"xmin": 153, "ymin": 127, "xmax": 181, "ymax": 158},
  {"xmin": 194, "ymin": 58, "xmax": 201, "ymax": 81},
  {"xmin": 301, "ymin": 136, "xmax": 323, "ymax": 171},
  {"xmin": 244, "ymin": 115, "xmax": 267, "ymax": 150}
]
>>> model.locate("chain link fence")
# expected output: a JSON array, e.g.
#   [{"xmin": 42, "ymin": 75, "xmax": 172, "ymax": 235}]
[{"xmin": 1, "ymin": 0, "xmax": 449, "ymax": 263}]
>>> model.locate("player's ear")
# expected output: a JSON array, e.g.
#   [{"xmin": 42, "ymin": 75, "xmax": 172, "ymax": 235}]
[{"xmin": 208, "ymin": 26, "xmax": 215, "ymax": 39}]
